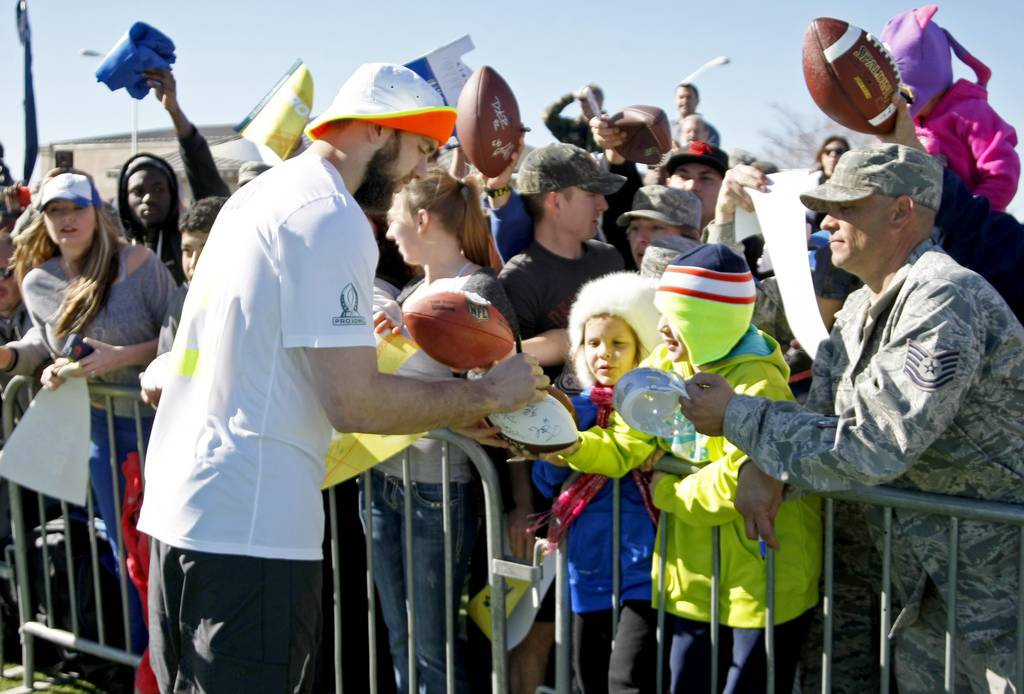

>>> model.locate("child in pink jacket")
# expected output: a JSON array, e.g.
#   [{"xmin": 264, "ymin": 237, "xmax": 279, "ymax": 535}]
[{"xmin": 883, "ymin": 5, "xmax": 1019, "ymax": 211}]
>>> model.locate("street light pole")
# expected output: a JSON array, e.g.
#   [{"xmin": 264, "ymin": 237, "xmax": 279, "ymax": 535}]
[
  {"xmin": 81, "ymin": 47, "xmax": 138, "ymax": 155},
  {"xmin": 679, "ymin": 56, "xmax": 731, "ymax": 86}
]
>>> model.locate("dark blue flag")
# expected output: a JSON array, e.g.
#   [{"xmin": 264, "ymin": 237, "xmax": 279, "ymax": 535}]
[{"xmin": 17, "ymin": 0, "xmax": 37, "ymax": 182}]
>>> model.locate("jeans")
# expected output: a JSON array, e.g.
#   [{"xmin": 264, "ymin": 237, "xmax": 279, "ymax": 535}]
[
  {"xmin": 359, "ymin": 471, "xmax": 476, "ymax": 694},
  {"xmin": 88, "ymin": 406, "xmax": 152, "ymax": 653},
  {"xmin": 668, "ymin": 609, "xmax": 813, "ymax": 694}
]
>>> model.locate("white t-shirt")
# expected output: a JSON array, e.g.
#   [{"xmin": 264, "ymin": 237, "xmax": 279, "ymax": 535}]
[{"xmin": 138, "ymin": 155, "xmax": 378, "ymax": 560}]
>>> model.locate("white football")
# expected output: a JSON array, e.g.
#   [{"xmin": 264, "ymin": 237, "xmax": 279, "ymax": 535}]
[{"xmin": 488, "ymin": 394, "xmax": 578, "ymax": 454}]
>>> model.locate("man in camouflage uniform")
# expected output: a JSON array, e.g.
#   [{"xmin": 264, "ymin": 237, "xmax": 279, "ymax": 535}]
[
  {"xmin": 681, "ymin": 143, "xmax": 1024, "ymax": 693},
  {"xmin": 542, "ymin": 85, "xmax": 603, "ymax": 152}
]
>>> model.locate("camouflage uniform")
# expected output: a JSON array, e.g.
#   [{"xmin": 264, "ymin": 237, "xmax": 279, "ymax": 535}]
[
  {"xmin": 723, "ymin": 145, "xmax": 1024, "ymax": 693},
  {"xmin": 542, "ymin": 93, "xmax": 599, "ymax": 152}
]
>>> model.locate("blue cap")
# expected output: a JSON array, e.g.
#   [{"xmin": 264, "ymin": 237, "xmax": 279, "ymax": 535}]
[{"xmin": 39, "ymin": 173, "xmax": 102, "ymax": 210}]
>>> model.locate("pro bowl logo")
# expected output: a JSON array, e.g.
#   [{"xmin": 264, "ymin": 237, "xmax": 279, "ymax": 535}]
[{"xmin": 332, "ymin": 283, "xmax": 367, "ymax": 326}]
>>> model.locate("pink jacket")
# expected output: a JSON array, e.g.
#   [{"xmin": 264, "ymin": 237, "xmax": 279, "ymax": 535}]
[{"xmin": 916, "ymin": 80, "xmax": 1019, "ymax": 211}]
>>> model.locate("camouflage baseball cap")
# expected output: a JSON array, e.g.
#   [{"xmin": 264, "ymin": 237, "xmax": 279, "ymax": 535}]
[
  {"xmin": 616, "ymin": 185, "xmax": 701, "ymax": 229},
  {"xmin": 800, "ymin": 143, "xmax": 943, "ymax": 213},
  {"xmin": 516, "ymin": 143, "xmax": 625, "ymax": 195},
  {"xmin": 640, "ymin": 235, "xmax": 702, "ymax": 278}
]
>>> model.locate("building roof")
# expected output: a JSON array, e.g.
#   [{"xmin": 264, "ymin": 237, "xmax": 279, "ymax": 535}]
[
  {"xmin": 50, "ymin": 124, "xmax": 239, "ymax": 147},
  {"xmin": 159, "ymin": 150, "xmax": 246, "ymax": 180}
]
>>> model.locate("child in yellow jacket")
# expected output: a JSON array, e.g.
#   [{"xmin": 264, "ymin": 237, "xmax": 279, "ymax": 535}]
[{"xmin": 554, "ymin": 244, "xmax": 822, "ymax": 693}]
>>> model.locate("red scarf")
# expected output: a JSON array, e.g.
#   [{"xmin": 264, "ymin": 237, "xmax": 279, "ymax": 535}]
[{"xmin": 532, "ymin": 384, "xmax": 660, "ymax": 549}]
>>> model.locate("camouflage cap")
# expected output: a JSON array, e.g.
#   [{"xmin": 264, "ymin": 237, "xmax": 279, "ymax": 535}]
[
  {"xmin": 516, "ymin": 143, "xmax": 626, "ymax": 195},
  {"xmin": 800, "ymin": 143, "xmax": 943, "ymax": 213},
  {"xmin": 640, "ymin": 235, "xmax": 702, "ymax": 278},
  {"xmin": 616, "ymin": 185, "xmax": 701, "ymax": 229}
]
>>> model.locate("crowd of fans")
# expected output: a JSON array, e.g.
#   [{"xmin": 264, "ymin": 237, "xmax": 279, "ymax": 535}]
[{"xmin": 0, "ymin": 5, "xmax": 1022, "ymax": 694}]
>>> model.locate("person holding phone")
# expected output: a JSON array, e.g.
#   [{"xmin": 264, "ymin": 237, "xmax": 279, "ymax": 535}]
[{"xmin": 5, "ymin": 167, "xmax": 175, "ymax": 664}]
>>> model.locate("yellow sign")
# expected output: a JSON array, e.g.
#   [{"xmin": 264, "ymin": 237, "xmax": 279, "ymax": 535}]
[
  {"xmin": 237, "ymin": 59, "xmax": 314, "ymax": 160},
  {"xmin": 467, "ymin": 578, "xmax": 532, "ymax": 639},
  {"xmin": 321, "ymin": 334, "xmax": 425, "ymax": 488}
]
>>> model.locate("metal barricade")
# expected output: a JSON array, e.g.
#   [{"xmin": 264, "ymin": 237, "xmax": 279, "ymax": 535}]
[
  {"xmin": 2, "ymin": 376, "xmax": 147, "ymax": 691},
  {"xmin": 0, "ymin": 376, "xmax": 529, "ymax": 693},
  {"xmin": 329, "ymin": 429, "xmax": 548, "ymax": 694},
  {"xmin": 545, "ymin": 456, "xmax": 1024, "ymax": 694},
  {"xmin": 4, "ymin": 368, "xmax": 1022, "ymax": 694}
]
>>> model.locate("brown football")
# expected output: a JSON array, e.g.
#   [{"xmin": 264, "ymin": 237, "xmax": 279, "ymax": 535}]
[
  {"xmin": 608, "ymin": 105, "xmax": 672, "ymax": 165},
  {"xmin": 456, "ymin": 66, "xmax": 523, "ymax": 177},
  {"xmin": 404, "ymin": 289, "xmax": 515, "ymax": 371},
  {"xmin": 803, "ymin": 17, "xmax": 902, "ymax": 134}
]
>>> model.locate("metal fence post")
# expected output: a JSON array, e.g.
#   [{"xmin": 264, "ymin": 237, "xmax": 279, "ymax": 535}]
[
  {"xmin": 327, "ymin": 487, "xmax": 343, "ymax": 694},
  {"xmin": 1017, "ymin": 527, "xmax": 1024, "ymax": 693},
  {"xmin": 554, "ymin": 537, "xmax": 571, "ymax": 694},
  {"xmin": 362, "ymin": 469, "xmax": 378, "ymax": 694},
  {"xmin": 710, "ymin": 525, "xmax": 720, "ymax": 694},
  {"xmin": 612, "ymin": 477, "xmax": 621, "ymax": 638},
  {"xmin": 656, "ymin": 512, "xmax": 668, "ymax": 694},
  {"xmin": 401, "ymin": 452, "xmax": 418, "ymax": 694},
  {"xmin": 7, "ymin": 482, "xmax": 34, "ymax": 689},
  {"xmin": 431, "ymin": 430, "xmax": 509, "ymax": 694},
  {"xmin": 945, "ymin": 517, "xmax": 959, "ymax": 692},
  {"xmin": 102, "ymin": 396, "xmax": 132, "ymax": 652},
  {"xmin": 880, "ymin": 507, "xmax": 893, "ymax": 694},
  {"xmin": 822, "ymin": 498, "xmax": 834, "ymax": 694},
  {"xmin": 441, "ymin": 441, "xmax": 456, "ymax": 694},
  {"xmin": 765, "ymin": 546, "xmax": 776, "ymax": 694},
  {"xmin": 2, "ymin": 377, "xmax": 34, "ymax": 688}
]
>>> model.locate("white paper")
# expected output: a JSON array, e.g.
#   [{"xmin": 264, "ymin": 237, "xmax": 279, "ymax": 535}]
[
  {"xmin": 734, "ymin": 207, "xmax": 762, "ymax": 243},
  {"xmin": 0, "ymin": 378, "xmax": 91, "ymax": 505},
  {"xmin": 404, "ymin": 35, "xmax": 475, "ymax": 106},
  {"xmin": 747, "ymin": 169, "xmax": 830, "ymax": 359}
]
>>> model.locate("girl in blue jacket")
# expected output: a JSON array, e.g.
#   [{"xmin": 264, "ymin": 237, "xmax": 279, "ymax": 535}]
[{"xmin": 531, "ymin": 271, "xmax": 662, "ymax": 694}]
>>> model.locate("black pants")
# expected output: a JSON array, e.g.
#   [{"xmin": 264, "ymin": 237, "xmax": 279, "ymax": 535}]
[
  {"xmin": 573, "ymin": 601, "xmax": 659, "ymax": 694},
  {"xmin": 148, "ymin": 539, "xmax": 322, "ymax": 693},
  {"xmin": 668, "ymin": 609, "xmax": 813, "ymax": 694}
]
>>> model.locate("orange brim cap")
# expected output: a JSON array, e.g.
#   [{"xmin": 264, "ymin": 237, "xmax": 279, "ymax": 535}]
[{"xmin": 306, "ymin": 107, "xmax": 458, "ymax": 148}]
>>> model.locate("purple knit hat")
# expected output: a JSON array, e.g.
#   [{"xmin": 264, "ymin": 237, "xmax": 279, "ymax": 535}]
[{"xmin": 881, "ymin": 5, "xmax": 991, "ymax": 117}]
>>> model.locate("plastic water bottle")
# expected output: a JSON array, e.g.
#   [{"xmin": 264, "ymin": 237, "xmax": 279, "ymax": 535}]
[{"xmin": 614, "ymin": 368, "xmax": 710, "ymax": 461}]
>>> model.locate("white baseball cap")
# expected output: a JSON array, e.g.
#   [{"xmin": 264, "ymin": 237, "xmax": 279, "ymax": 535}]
[
  {"xmin": 305, "ymin": 62, "xmax": 457, "ymax": 146},
  {"xmin": 38, "ymin": 173, "xmax": 101, "ymax": 210}
]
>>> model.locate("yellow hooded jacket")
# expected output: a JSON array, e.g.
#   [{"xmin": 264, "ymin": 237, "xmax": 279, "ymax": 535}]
[{"xmin": 564, "ymin": 330, "xmax": 822, "ymax": 627}]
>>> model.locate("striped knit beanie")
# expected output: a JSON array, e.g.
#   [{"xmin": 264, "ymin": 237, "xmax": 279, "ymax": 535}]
[{"xmin": 654, "ymin": 244, "xmax": 756, "ymax": 366}]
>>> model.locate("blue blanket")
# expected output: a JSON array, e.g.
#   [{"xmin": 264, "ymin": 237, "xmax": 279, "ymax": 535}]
[{"xmin": 95, "ymin": 22, "xmax": 176, "ymax": 99}]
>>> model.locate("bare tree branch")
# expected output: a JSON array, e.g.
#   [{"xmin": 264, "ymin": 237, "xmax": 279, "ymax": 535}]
[{"xmin": 755, "ymin": 103, "xmax": 872, "ymax": 170}]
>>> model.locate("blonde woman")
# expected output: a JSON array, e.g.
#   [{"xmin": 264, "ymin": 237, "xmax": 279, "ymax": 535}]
[{"xmin": 3, "ymin": 168, "xmax": 175, "ymax": 656}]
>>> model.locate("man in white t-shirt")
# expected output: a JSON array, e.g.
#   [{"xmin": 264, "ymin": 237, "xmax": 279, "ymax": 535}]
[{"xmin": 139, "ymin": 63, "xmax": 547, "ymax": 693}]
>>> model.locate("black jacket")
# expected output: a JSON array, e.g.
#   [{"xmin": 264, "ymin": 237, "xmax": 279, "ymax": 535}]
[
  {"xmin": 116, "ymin": 128, "xmax": 229, "ymax": 284},
  {"xmin": 935, "ymin": 168, "xmax": 1024, "ymax": 321}
]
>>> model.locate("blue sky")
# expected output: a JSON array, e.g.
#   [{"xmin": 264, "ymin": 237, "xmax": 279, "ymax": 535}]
[{"xmin": 3, "ymin": 1, "xmax": 1023, "ymax": 214}]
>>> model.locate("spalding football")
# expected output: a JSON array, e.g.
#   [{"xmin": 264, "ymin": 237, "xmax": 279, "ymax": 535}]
[
  {"xmin": 609, "ymin": 106, "xmax": 672, "ymax": 165},
  {"xmin": 803, "ymin": 17, "xmax": 902, "ymax": 135},
  {"xmin": 488, "ymin": 392, "xmax": 579, "ymax": 454},
  {"xmin": 404, "ymin": 289, "xmax": 515, "ymax": 371},
  {"xmin": 456, "ymin": 66, "xmax": 523, "ymax": 177}
]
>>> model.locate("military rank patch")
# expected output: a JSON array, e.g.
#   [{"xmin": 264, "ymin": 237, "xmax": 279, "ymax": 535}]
[{"xmin": 904, "ymin": 340, "xmax": 959, "ymax": 392}]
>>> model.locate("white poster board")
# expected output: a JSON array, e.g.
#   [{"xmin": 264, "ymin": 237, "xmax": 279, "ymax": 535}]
[
  {"xmin": 0, "ymin": 378, "xmax": 91, "ymax": 505},
  {"xmin": 744, "ymin": 169, "xmax": 830, "ymax": 358}
]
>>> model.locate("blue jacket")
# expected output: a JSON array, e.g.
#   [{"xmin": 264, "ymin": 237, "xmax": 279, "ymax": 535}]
[
  {"xmin": 531, "ymin": 391, "xmax": 656, "ymax": 614},
  {"xmin": 489, "ymin": 191, "xmax": 533, "ymax": 263},
  {"xmin": 935, "ymin": 168, "xmax": 1024, "ymax": 321}
]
